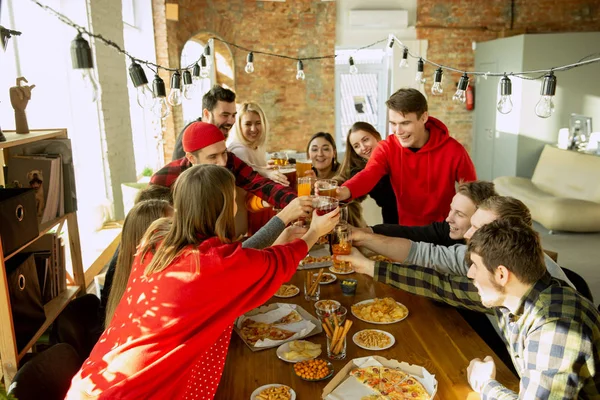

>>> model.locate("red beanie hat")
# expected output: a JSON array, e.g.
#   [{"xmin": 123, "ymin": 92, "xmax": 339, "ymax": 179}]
[{"xmin": 182, "ymin": 122, "xmax": 225, "ymax": 153}]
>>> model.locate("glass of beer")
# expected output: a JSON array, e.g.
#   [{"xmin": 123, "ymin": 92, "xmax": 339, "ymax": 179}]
[
  {"xmin": 316, "ymin": 179, "xmax": 338, "ymax": 198},
  {"xmin": 315, "ymin": 196, "xmax": 338, "ymax": 216},
  {"xmin": 331, "ymin": 225, "xmax": 352, "ymax": 273},
  {"xmin": 280, "ymin": 165, "xmax": 297, "ymax": 191},
  {"xmin": 295, "ymin": 156, "xmax": 313, "ymax": 178},
  {"xmin": 270, "ymin": 152, "xmax": 288, "ymax": 167}
]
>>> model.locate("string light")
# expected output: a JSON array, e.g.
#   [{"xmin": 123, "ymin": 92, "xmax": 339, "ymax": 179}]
[
  {"xmin": 128, "ymin": 61, "xmax": 154, "ymax": 109},
  {"xmin": 497, "ymin": 75, "xmax": 513, "ymax": 114},
  {"xmin": 453, "ymin": 73, "xmax": 469, "ymax": 103},
  {"xmin": 399, "ymin": 47, "xmax": 409, "ymax": 68},
  {"xmin": 385, "ymin": 35, "xmax": 395, "ymax": 56},
  {"xmin": 70, "ymin": 33, "xmax": 99, "ymax": 102},
  {"xmin": 199, "ymin": 55, "xmax": 209, "ymax": 78},
  {"xmin": 204, "ymin": 43, "xmax": 212, "ymax": 67},
  {"xmin": 245, "ymin": 52, "xmax": 255, "ymax": 74},
  {"xmin": 192, "ymin": 63, "xmax": 201, "ymax": 82},
  {"xmin": 416, "ymin": 58, "xmax": 426, "ymax": 83},
  {"xmin": 431, "ymin": 68, "xmax": 443, "ymax": 96},
  {"xmin": 182, "ymin": 70, "xmax": 194, "ymax": 100},
  {"xmin": 168, "ymin": 71, "xmax": 182, "ymax": 106},
  {"xmin": 349, "ymin": 57, "xmax": 358, "ymax": 75},
  {"xmin": 535, "ymin": 72, "xmax": 556, "ymax": 118},
  {"xmin": 296, "ymin": 60, "xmax": 305, "ymax": 81},
  {"xmin": 152, "ymin": 74, "xmax": 169, "ymax": 118}
]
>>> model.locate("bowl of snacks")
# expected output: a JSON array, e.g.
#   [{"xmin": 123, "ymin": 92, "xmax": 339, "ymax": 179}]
[
  {"xmin": 315, "ymin": 306, "xmax": 347, "ymax": 328},
  {"xmin": 340, "ymin": 278, "xmax": 358, "ymax": 295},
  {"xmin": 314, "ymin": 299, "xmax": 340, "ymax": 312},
  {"xmin": 276, "ymin": 340, "xmax": 321, "ymax": 363},
  {"xmin": 293, "ymin": 358, "xmax": 334, "ymax": 381},
  {"xmin": 251, "ymin": 384, "xmax": 296, "ymax": 400}
]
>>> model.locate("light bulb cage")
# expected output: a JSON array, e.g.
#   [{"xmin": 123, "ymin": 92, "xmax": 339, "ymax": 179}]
[
  {"xmin": 540, "ymin": 72, "xmax": 557, "ymax": 96},
  {"xmin": 153, "ymin": 75, "xmax": 166, "ymax": 98},
  {"xmin": 128, "ymin": 62, "xmax": 149, "ymax": 88},
  {"xmin": 182, "ymin": 70, "xmax": 193, "ymax": 86},
  {"xmin": 171, "ymin": 71, "xmax": 182, "ymax": 90},
  {"xmin": 500, "ymin": 75, "xmax": 512, "ymax": 96},
  {"xmin": 458, "ymin": 73, "xmax": 469, "ymax": 91},
  {"xmin": 247, "ymin": 52, "xmax": 254, "ymax": 63},
  {"xmin": 402, "ymin": 47, "xmax": 408, "ymax": 60},
  {"xmin": 434, "ymin": 68, "xmax": 443, "ymax": 83},
  {"xmin": 192, "ymin": 63, "xmax": 201, "ymax": 78},
  {"xmin": 417, "ymin": 59, "xmax": 424, "ymax": 73},
  {"xmin": 71, "ymin": 33, "xmax": 94, "ymax": 69}
]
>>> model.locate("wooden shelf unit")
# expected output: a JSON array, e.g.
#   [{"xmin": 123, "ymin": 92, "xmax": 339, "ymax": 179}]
[{"xmin": 0, "ymin": 128, "xmax": 85, "ymax": 387}]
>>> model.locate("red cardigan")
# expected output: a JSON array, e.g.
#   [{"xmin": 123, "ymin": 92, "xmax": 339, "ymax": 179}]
[
  {"xmin": 343, "ymin": 117, "xmax": 476, "ymax": 226},
  {"xmin": 65, "ymin": 237, "xmax": 307, "ymax": 399}
]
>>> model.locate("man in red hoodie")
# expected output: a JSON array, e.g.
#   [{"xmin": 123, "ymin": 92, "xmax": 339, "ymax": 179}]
[{"xmin": 337, "ymin": 88, "xmax": 476, "ymax": 226}]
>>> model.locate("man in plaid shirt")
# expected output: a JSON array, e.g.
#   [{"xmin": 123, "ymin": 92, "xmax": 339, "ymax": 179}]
[
  {"xmin": 339, "ymin": 221, "xmax": 600, "ymax": 399},
  {"xmin": 151, "ymin": 122, "xmax": 296, "ymax": 210}
]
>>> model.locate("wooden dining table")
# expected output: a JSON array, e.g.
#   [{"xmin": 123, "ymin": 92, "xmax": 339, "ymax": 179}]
[{"xmin": 215, "ymin": 269, "xmax": 520, "ymax": 399}]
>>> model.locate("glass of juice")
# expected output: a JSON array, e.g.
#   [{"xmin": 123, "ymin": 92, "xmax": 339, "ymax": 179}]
[
  {"xmin": 297, "ymin": 177, "xmax": 312, "ymax": 196},
  {"xmin": 316, "ymin": 179, "xmax": 338, "ymax": 198},
  {"xmin": 331, "ymin": 225, "xmax": 352, "ymax": 272}
]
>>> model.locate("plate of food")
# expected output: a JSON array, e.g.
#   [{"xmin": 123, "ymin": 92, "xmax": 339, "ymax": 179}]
[
  {"xmin": 351, "ymin": 298, "xmax": 409, "ymax": 324},
  {"xmin": 329, "ymin": 266, "xmax": 355, "ymax": 275},
  {"xmin": 352, "ymin": 329, "xmax": 395, "ymax": 351},
  {"xmin": 293, "ymin": 358, "xmax": 334, "ymax": 381},
  {"xmin": 314, "ymin": 299, "xmax": 341, "ymax": 312},
  {"xmin": 276, "ymin": 340, "xmax": 321, "ymax": 363},
  {"xmin": 314, "ymin": 272, "xmax": 336, "ymax": 284},
  {"xmin": 274, "ymin": 284, "xmax": 299, "ymax": 298},
  {"xmin": 251, "ymin": 384, "xmax": 296, "ymax": 400},
  {"xmin": 369, "ymin": 254, "xmax": 394, "ymax": 263}
]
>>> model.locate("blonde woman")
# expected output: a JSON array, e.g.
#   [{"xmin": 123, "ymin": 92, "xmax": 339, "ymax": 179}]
[
  {"xmin": 104, "ymin": 199, "xmax": 173, "ymax": 325},
  {"xmin": 66, "ymin": 164, "xmax": 339, "ymax": 400}
]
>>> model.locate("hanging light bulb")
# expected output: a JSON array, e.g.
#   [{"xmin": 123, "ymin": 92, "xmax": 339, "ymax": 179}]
[
  {"xmin": 349, "ymin": 57, "xmax": 358, "ymax": 75},
  {"xmin": 431, "ymin": 68, "xmax": 444, "ymax": 96},
  {"xmin": 203, "ymin": 43, "xmax": 212, "ymax": 67},
  {"xmin": 415, "ymin": 58, "xmax": 426, "ymax": 84},
  {"xmin": 296, "ymin": 60, "xmax": 305, "ymax": 81},
  {"xmin": 70, "ymin": 33, "xmax": 100, "ymax": 102},
  {"xmin": 199, "ymin": 55, "xmax": 210, "ymax": 78},
  {"xmin": 399, "ymin": 47, "xmax": 409, "ymax": 68},
  {"xmin": 535, "ymin": 72, "xmax": 556, "ymax": 118},
  {"xmin": 152, "ymin": 74, "xmax": 170, "ymax": 118},
  {"xmin": 497, "ymin": 75, "xmax": 513, "ymax": 114},
  {"xmin": 245, "ymin": 52, "xmax": 255, "ymax": 74},
  {"xmin": 452, "ymin": 73, "xmax": 469, "ymax": 103},
  {"xmin": 168, "ymin": 71, "xmax": 182, "ymax": 106},
  {"xmin": 182, "ymin": 70, "xmax": 195, "ymax": 100},
  {"xmin": 192, "ymin": 63, "xmax": 201, "ymax": 84},
  {"xmin": 385, "ymin": 35, "xmax": 395, "ymax": 57},
  {"xmin": 128, "ymin": 61, "xmax": 155, "ymax": 109}
]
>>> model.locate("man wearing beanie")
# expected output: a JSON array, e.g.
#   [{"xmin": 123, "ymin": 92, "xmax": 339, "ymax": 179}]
[{"xmin": 151, "ymin": 121, "xmax": 296, "ymax": 217}]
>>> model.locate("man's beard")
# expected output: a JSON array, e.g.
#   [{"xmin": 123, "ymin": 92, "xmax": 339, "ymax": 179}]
[{"xmin": 217, "ymin": 123, "xmax": 232, "ymax": 139}]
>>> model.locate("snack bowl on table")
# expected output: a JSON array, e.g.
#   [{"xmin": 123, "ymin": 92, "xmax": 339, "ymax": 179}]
[
  {"xmin": 276, "ymin": 340, "xmax": 321, "ymax": 363},
  {"xmin": 293, "ymin": 358, "xmax": 334, "ymax": 381},
  {"xmin": 340, "ymin": 278, "xmax": 358, "ymax": 295},
  {"xmin": 314, "ymin": 299, "xmax": 341, "ymax": 313},
  {"xmin": 315, "ymin": 306, "xmax": 347, "ymax": 327},
  {"xmin": 251, "ymin": 383, "xmax": 296, "ymax": 400}
]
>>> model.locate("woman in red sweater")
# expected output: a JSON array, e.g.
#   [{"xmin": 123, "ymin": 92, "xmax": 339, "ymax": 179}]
[{"xmin": 65, "ymin": 164, "xmax": 339, "ymax": 399}]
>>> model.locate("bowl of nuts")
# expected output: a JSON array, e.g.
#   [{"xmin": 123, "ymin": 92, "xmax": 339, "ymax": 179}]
[{"xmin": 293, "ymin": 358, "xmax": 334, "ymax": 381}]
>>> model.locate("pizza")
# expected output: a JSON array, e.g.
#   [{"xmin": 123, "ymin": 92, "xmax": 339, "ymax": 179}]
[
  {"xmin": 351, "ymin": 367, "xmax": 430, "ymax": 400},
  {"xmin": 273, "ymin": 310, "xmax": 303, "ymax": 325},
  {"xmin": 239, "ymin": 319, "xmax": 295, "ymax": 346}
]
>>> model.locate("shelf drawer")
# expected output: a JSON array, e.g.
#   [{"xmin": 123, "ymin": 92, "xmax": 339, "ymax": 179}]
[{"xmin": 0, "ymin": 188, "xmax": 39, "ymax": 255}]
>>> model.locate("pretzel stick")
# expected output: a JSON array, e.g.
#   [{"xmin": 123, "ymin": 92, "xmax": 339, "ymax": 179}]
[
  {"xmin": 333, "ymin": 320, "xmax": 353, "ymax": 355},
  {"xmin": 324, "ymin": 317, "xmax": 335, "ymax": 336},
  {"xmin": 309, "ymin": 268, "xmax": 324, "ymax": 295},
  {"xmin": 322, "ymin": 322, "xmax": 332, "ymax": 338},
  {"xmin": 333, "ymin": 312, "xmax": 339, "ymax": 327},
  {"xmin": 330, "ymin": 325, "xmax": 341, "ymax": 350}
]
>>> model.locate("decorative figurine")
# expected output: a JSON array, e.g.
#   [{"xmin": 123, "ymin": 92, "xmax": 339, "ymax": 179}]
[{"xmin": 9, "ymin": 77, "xmax": 35, "ymax": 134}]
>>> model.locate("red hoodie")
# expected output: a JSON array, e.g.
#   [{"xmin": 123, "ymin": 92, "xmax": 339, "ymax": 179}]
[{"xmin": 343, "ymin": 117, "xmax": 476, "ymax": 226}]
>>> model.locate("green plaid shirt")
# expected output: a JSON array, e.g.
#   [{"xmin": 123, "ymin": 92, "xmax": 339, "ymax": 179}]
[{"xmin": 374, "ymin": 261, "xmax": 600, "ymax": 399}]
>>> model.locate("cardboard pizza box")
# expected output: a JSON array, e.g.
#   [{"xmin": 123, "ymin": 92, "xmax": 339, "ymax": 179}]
[
  {"xmin": 322, "ymin": 356, "xmax": 438, "ymax": 399},
  {"xmin": 234, "ymin": 303, "xmax": 323, "ymax": 352}
]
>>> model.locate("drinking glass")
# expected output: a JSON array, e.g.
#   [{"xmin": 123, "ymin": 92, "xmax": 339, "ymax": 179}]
[
  {"xmin": 315, "ymin": 196, "xmax": 339, "ymax": 216},
  {"xmin": 304, "ymin": 274, "xmax": 320, "ymax": 301},
  {"xmin": 316, "ymin": 179, "xmax": 338, "ymax": 198},
  {"xmin": 279, "ymin": 165, "xmax": 297, "ymax": 191},
  {"xmin": 331, "ymin": 225, "xmax": 352, "ymax": 272},
  {"xmin": 270, "ymin": 152, "xmax": 288, "ymax": 167},
  {"xmin": 297, "ymin": 177, "xmax": 312, "ymax": 197},
  {"xmin": 295, "ymin": 157, "xmax": 313, "ymax": 178},
  {"xmin": 326, "ymin": 332, "xmax": 347, "ymax": 360}
]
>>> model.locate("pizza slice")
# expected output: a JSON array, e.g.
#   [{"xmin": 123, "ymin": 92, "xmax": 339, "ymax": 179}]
[
  {"xmin": 395, "ymin": 376, "xmax": 431, "ymax": 400},
  {"xmin": 239, "ymin": 320, "xmax": 271, "ymax": 346},
  {"xmin": 267, "ymin": 326, "xmax": 295, "ymax": 342},
  {"xmin": 350, "ymin": 366, "xmax": 383, "ymax": 390},
  {"xmin": 273, "ymin": 310, "xmax": 303, "ymax": 325},
  {"xmin": 379, "ymin": 367, "xmax": 409, "ymax": 395}
]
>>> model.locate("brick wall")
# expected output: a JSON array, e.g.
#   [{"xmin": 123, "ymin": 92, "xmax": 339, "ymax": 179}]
[
  {"xmin": 154, "ymin": 0, "xmax": 336, "ymax": 159},
  {"xmin": 417, "ymin": 0, "xmax": 600, "ymax": 152}
]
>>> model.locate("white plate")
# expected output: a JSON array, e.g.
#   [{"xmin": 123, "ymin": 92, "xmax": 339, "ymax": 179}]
[
  {"xmin": 273, "ymin": 285, "xmax": 299, "ymax": 298},
  {"xmin": 329, "ymin": 266, "xmax": 355, "ymax": 275},
  {"xmin": 351, "ymin": 299, "xmax": 409, "ymax": 324},
  {"xmin": 352, "ymin": 329, "xmax": 396, "ymax": 350},
  {"xmin": 250, "ymin": 384, "xmax": 296, "ymax": 400},
  {"xmin": 276, "ymin": 340, "xmax": 321, "ymax": 363},
  {"xmin": 313, "ymin": 272, "xmax": 337, "ymax": 284}
]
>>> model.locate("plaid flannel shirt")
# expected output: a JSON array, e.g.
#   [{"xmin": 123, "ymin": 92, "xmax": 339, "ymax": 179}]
[
  {"xmin": 374, "ymin": 261, "xmax": 600, "ymax": 399},
  {"xmin": 150, "ymin": 154, "xmax": 296, "ymax": 208}
]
